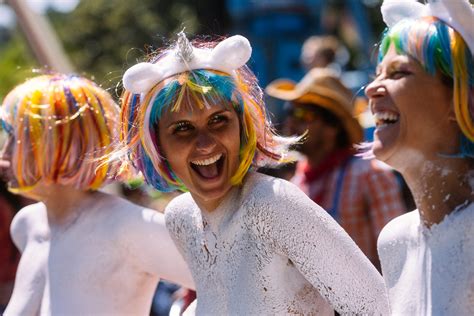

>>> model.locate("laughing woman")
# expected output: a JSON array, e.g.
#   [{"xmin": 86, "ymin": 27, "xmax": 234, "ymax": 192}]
[
  {"xmin": 120, "ymin": 33, "xmax": 389, "ymax": 315},
  {"xmin": 365, "ymin": 0, "xmax": 474, "ymax": 314}
]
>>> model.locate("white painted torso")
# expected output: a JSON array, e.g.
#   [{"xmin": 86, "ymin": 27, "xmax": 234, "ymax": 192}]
[
  {"xmin": 5, "ymin": 192, "xmax": 194, "ymax": 316},
  {"xmin": 378, "ymin": 203, "xmax": 474, "ymax": 315},
  {"xmin": 166, "ymin": 172, "xmax": 389, "ymax": 315}
]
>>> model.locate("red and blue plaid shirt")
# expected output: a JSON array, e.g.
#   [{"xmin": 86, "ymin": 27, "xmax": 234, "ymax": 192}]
[{"xmin": 292, "ymin": 152, "xmax": 406, "ymax": 267}]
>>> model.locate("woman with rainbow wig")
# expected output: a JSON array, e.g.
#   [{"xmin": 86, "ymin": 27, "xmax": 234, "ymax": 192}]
[
  {"xmin": 365, "ymin": 0, "xmax": 474, "ymax": 314},
  {"xmin": 121, "ymin": 33, "xmax": 389, "ymax": 315},
  {"xmin": 1, "ymin": 74, "xmax": 194, "ymax": 315}
]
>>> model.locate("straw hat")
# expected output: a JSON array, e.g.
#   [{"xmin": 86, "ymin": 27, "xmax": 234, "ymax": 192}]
[{"xmin": 265, "ymin": 68, "xmax": 363, "ymax": 144}]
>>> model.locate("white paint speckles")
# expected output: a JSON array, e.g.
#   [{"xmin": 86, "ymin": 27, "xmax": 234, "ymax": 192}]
[
  {"xmin": 440, "ymin": 167, "xmax": 452, "ymax": 177},
  {"xmin": 166, "ymin": 172, "xmax": 389, "ymax": 315},
  {"xmin": 378, "ymin": 203, "xmax": 474, "ymax": 315},
  {"xmin": 443, "ymin": 194, "xmax": 451, "ymax": 202}
]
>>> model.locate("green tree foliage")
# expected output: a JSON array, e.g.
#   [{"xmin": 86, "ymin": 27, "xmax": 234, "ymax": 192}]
[
  {"xmin": 0, "ymin": 0, "xmax": 227, "ymax": 100},
  {"xmin": 0, "ymin": 30, "xmax": 38, "ymax": 100},
  {"xmin": 49, "ymin": 0, "xmax": 229, "ymax": 95}
]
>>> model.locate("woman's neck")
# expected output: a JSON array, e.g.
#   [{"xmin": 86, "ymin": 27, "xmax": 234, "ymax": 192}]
[{"xmin": 403, "ymin": 157, "xmax": 473, "ymax": 227}]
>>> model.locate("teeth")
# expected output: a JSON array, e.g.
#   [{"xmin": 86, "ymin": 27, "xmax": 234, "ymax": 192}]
[
  {"xmin": 374, "ymin": 111, "xmax": 399, "ymax": 126},
  {"xmin": 191, "ymin": 154, "xmax": 222, "ymax": 166}
]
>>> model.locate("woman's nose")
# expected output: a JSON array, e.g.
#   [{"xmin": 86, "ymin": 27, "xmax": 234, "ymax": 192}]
[
  {"xmin": 365, "ymin": 79, "xmax": 387, "ymax": 100},
  {"xmin": 195, "ymin": 131, "xmax": 217, "ymax": 153}
]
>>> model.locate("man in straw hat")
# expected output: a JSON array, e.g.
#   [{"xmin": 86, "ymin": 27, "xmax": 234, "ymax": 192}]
[{"xmin": 266, "ymin": 68, "xmax": 405, "ymax": 268}]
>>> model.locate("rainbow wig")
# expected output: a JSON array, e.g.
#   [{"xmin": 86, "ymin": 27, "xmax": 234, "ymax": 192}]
[
  {"xmin": 121, "ymin": 40, "xmax": 299, "ymax": 192},
  {"xmin": 379, "ymin": 16, "xmax": 474, "ymax": 157},
  {"xmin": 1, "ymin": 74, "xmax": 125, "ymax": 192}
]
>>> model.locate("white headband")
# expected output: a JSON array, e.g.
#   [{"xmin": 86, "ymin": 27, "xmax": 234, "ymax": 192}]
[
  {"xmin": 123, "ymin": 33, "xmax": 252, "ymax": 95},
  {"xmin": 381, "ymin": 0, "xmax": 474, "ymax": 56}
]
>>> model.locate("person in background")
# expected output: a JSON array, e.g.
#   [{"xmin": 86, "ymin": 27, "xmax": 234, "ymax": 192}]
[
  {"xmin": 1, "ymin": 74, "xmax": 193, "ymax": 315},
  {"xmin": 300, "ymin": 35, "xmax": 346, "ymax": 72},
  {"xmin": 366, "ymin": 0, "xmax": 473, "ymax": 314},
  {"xmin": 266, "ymin": 68, "xmax": 406, "ymax": 268}
]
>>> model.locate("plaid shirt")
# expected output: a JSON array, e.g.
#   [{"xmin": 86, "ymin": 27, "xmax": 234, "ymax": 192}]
[{"xmin": 292, "ymin": 155, "xmax": 406, "ymax": 266}]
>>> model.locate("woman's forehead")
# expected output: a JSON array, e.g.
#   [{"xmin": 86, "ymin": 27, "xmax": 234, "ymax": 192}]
[
  {"xmin": 378, "ymin": 45, "xmax": 415, "ymax": 70},
  {"xmin": 161, "ymin": 101, "xmax": 231, "ymax": 120}
]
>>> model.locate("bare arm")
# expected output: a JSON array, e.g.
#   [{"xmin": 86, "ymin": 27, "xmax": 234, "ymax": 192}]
[
  {"xmin": 9, "ymin": 205, "xmax": 30, "ymax": 253},
  {"xmin": 4, "ymin": 204, "xmax": 45, "ymax": 316},
  {"xmin": 122, "ymin": 204, "xmax": 195, "ymax": 290},
  {"xmin": 263, "ymin": 181, "xmax": 390, "ymax": 314}
]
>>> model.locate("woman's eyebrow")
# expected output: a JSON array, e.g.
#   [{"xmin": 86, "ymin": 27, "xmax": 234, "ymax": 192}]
[{"xmin": 376, "ymin": 58, "xmax": 410, "ymax": 75}]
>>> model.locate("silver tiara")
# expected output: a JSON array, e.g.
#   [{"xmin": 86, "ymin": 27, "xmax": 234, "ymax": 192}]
[{"xmin": 175, "ymin": 31, "xmax": 194, "ymax": 63}]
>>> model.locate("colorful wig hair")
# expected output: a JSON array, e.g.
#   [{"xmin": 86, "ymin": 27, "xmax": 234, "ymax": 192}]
[
  {"xmin": 121, "ymin": 40, "xmax": 299, "ymax": 192},
  {"xmin": 1, "ymin": 74, "xmax": 125, "ymax": 192},
  {"xmin": 378, "ymin": 16, "xmax": 474, "ymax": 157}
]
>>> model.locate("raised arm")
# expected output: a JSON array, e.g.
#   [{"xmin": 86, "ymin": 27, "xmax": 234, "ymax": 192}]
[
  {"xmin": 4, "ymin": 204, "xmax": 45, "ymax": 316},
  {"xmin": 9, "ymin": 205, "xmax": 31, "ymax": 253},
  {"xmin": 264, "ymin": 181, "xmax": 390, "ymax": 314},
  {"xmin": 120, "ymin": 203, "xmax": 195, "ymax": 290}
]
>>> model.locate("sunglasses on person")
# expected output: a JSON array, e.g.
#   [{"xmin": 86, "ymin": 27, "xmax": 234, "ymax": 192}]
[{"xmin": 285, "ymin": 103, "xmax": 321, "ymax": 123}]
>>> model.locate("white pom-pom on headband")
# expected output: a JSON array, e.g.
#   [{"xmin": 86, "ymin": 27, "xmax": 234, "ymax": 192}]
[
  {"xmin": 123, "ymin": 32, "xmax": 252, "ymax": 94},
  {"xmin": 381, "ymin": 0, "xmax": 474, "ymax": 56}
]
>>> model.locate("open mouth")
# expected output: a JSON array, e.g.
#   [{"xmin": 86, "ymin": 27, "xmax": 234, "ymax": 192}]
[
  {"xmin": 374, "ymin": 111, "xmax": 399, "ymax": 128},
  {"xmin": 190, "ymin": 153, "xmax": 224, "ymax": 179}
]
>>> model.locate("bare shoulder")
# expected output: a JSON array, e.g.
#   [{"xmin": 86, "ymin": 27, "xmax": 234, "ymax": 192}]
[
  {"xmin": 244, "ymin": 172, "xmax": 318, "ymax": 211},
  {"xmin": 164, "ymin": 192, "xmax": 196, "ymax": 222},
  {"xmin": 164, "ymin": 192, "xmax": 199, "ymax": 242},
  {"xmin": 378, "ymin": 210, "xmax": 418, "ymax": 251},
  {"xmin": 10, "ymin": 202, "xmax": 47, "ymax": 252}
]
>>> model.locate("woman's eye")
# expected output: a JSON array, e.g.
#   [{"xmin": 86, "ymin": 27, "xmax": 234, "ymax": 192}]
[
  {"xmin": 173, "ymin": 121, "xmax": 192, "ymax": 133},
  {"xmin": 209, "ymin": 114, "xmax": 228, "ymax": 125},
  {"xmin": 389, "ymin": 70, "xmax": 410, "ymax": 79}
]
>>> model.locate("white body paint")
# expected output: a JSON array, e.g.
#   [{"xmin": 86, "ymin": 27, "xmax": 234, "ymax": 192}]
[
  {"xmin": 166, "ymin": 172, "xmax": 389, "ymax": 315},
  {"xmin": 4, "ymin": 192, "xmax": 194, "ymax": 316},
  {"xmin": 378, "ymin": 203, "xmax": 474, "ymax": 315}
]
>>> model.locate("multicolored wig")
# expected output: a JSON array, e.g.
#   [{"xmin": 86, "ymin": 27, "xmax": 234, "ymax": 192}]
[
  {"xmin": 378, "ymin": 16, "xmax": 474, "ymax": 157},
  {"xmin": 0, "ymin": 74, "xmax": 125, "ymax": 193},
  {"xmin": 120, "ymin": 36, "xmax": 299, "ymax": 192}
]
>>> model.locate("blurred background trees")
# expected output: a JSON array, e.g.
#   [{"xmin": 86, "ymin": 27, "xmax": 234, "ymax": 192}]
[
  {"xmin": 0, "ymin": 0, "xmax": 385, "ymax": 100},
  {"xmin": 0, "ymin": 0, "xmax": 228, "ymax": 98}
]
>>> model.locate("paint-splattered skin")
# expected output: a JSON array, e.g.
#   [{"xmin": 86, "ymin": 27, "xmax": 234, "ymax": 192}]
[
  {"xmin": 166, "ymin": 172, "xmax": 389, "ymax": 315},
  {"xmin": 378, "ymin": 203, "xmax": 474, "ymax": 315},
  {"xmin": 4, "ymin": 192, "xmax": 194, "ymax": 315}
]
